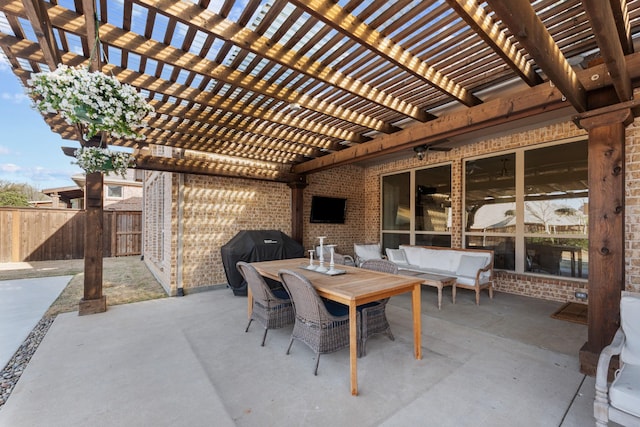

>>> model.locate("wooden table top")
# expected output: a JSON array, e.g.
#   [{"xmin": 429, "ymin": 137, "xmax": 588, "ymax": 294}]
[{"xmin": 250, "ymin": 258, "xmax": 423, "ymax": 306}]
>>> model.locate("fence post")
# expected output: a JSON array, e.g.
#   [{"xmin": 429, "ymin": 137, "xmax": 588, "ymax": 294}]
[{"xmin": 12, "ymin": 211, "xmax": 20, "ymax": 262}]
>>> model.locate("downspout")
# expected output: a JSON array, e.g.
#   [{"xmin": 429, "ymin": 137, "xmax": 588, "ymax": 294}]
[{"xmin": 176, "ymin": 173, "xmax": 185, "ymax": 296}]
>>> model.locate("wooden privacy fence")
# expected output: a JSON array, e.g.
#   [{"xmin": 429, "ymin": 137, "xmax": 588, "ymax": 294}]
[{"xmin": 0, "ymin": 207, "xmax": 142, "ymax": 262}]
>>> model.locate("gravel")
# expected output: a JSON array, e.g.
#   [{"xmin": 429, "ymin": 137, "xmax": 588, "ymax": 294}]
[{"xmin": 0, "ymin": 316, "xmax": 55, "ymax": 408}]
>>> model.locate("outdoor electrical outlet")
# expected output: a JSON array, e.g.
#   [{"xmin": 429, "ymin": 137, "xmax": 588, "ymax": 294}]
[{"xmin": 575, "ymin": 291, "xmax": 588, "ymax": 300}]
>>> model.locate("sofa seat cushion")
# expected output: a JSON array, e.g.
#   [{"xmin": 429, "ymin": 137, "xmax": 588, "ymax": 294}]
[
  {"xmin": 398, "ymin": 266, "xmax": 454, "ymax": 276},
  {"xmin": 610, "ymin": 363, "xmax": 640, "ymax": 417},
  {"xmin": 456, "ymin": 275, "xmax": 491, "ymax": 286}
]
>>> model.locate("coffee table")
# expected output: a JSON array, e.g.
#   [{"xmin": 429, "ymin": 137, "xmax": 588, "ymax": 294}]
[{"xmin": 399, "ymin": 270, "xmax": 456, "ymax": 310}]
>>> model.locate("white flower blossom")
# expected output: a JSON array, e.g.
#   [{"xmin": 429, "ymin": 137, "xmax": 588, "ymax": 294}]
[
  {"xmin": 28, "ymin": 64, "xmax": 154, "ymax": 141},
  {"xmin": 74, "ymin": 147, "xmax": 133, "ymax": 178}
]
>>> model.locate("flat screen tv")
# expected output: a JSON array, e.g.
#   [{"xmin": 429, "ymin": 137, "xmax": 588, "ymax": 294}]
[{"xmin": 310, "ymin": 196, "xmax": 347, "ymax": 224}]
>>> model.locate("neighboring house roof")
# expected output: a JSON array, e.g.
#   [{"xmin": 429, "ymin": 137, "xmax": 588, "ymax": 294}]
[{"xmin": 470, "ymin": 202, "xmax": 587, "ymax": 231}]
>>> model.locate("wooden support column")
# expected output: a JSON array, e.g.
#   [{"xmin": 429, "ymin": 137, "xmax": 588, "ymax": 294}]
[
  {"xmin": 577, "ymin": 107, "xmax": 632, "ymax": 375},
  {"xmin": 79, "ymin": 171, "xmax": 106, "ymax": 315},
  {"xmin": 288, "ymin": 177, "xmax": 308, "ymax": 244}
]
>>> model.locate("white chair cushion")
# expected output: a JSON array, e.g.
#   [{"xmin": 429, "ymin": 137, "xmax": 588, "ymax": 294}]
[
  {"xmin": 418, "ymin": 248, "xmax": 448, "ymax": 271},
  {"xmin": 621, "ymin": 292, "xmax": 640, "ymax": 365},
  {"xmin": 354, "ymin": 243, "xmax": 382, "ymax": 261},
  {"xmin": 399, "ymin": 245, "xmax": 423, "ymax": 266},
  {"xmin": 455, "ymin": 254, "xmax": 487, "ymax": 277},
  {"xmin": 610, "ymin": 364, "xmax": 640, "ymax": 417},
  {"xmin": 386, "ymin": 248, "xmax": 409, "ymax": 265}
]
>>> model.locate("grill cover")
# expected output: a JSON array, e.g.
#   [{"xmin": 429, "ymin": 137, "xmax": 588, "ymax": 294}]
[{"xmin": 221, "ymin": 230, "xmax": 305, "ymax": 296}]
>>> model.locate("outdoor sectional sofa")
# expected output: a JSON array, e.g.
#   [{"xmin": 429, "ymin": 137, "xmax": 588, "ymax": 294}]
[{"xmin": 386, "ymin": 245, "xmax": 495, "ymax": 305}]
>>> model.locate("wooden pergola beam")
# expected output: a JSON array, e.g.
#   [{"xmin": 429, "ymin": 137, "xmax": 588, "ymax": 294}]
[
  {"xmin": 2, "ymin": 35, "xmax": 339, "ymax": 156},
  {"xmin": 609, "ymin": 0, "xmax": 634, "ymax": 55},
  {"xmin": 445, "ymin": 0, "xmax": 542, "ymax": 87},
  {"xmin": 21, "ymin": 0, "xmax": 61, "ymax": 68},
  {"xmin": 29, "ymin": 3, "xmax": 371, "ymax": 144},
  {"xmin": 133, "ymin": 0, "xmax": 435, "ymax": 123},
  {"xmin": 583, "ymin": 0, "xmax": 633, "ymax": 103},
  {"xmin": 289, "ymin": 0, "xmax": 482, "ymax": 107},
  {"xmin": 134, "ymin": 154, "xmax": 301, "ymax": 183},
  {"xmin": 293, "ymin": 50, "xmax": 640, "ymax": 174},
  {"xmin": 486, "ymin": 0, "xmax": 588, "ymax": 113}
]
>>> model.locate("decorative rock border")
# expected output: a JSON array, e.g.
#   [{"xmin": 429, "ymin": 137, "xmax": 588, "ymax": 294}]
[{"xmin": 0, "ymin": 316, "xmax": 55, "ymax": 408}]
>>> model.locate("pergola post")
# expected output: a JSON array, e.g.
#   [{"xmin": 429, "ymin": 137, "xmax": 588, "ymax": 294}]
[
  {"xmin": 577, "ymin": 107, "xmax": 633, "ymax": 375},
  {"xmin": 288, "ymin": 178, "xmax": 308, "ymax": 244},
  {"xmin": 79, "ymin": 170, "xmax": 107, "ymax": 315}
]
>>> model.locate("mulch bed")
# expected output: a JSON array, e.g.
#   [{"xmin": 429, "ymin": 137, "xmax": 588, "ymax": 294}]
[{"xmin": 551, "ymin": 302, "xmax": 588, "ymax": 325}]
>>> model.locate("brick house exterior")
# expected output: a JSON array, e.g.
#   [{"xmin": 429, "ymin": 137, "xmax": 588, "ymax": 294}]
[{"xmin": 143, "ymin": 116, "xmax": 640, "ymax": 298}]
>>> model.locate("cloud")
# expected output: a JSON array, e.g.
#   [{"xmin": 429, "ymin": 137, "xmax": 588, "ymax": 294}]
[
  {"xmin": 0, "ymin": 145, "xmax": 9, "ymax": 155},
  {"xmin": 0, "ymin": 163, "xmax": 78, "ymax": 188},
  {"xmin": 1, "ymin": 163, "xmax": 21, "ymax": 172},
  {"xmin": 0, "ymin": 91, "xmax": 30, "ymax": 104}
]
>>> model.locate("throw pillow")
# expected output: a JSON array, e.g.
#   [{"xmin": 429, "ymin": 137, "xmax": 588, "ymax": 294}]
[
  {"xmin": 386, "ymin": 248, "xmax": 409, "ymax": 265},
  {"xmin": 455, "ymin": 255, "xmax": 487, "ymax": 277}
]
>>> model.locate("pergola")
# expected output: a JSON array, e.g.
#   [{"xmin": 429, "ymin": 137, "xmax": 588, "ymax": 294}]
[{"xmin": 2, "ymin": 0, "xmax": 640, "ymax": 374}]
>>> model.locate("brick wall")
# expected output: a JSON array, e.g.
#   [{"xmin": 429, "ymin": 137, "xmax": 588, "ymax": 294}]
[
  {"xmin": 362, "ymin": 118, "xmax": 640, "ymax": 301},
  {"xmin": 303, "ymin": 165, "xmax": 365, "ymax": 258},
  {"xmin": 144, "ymin": 115, "xmax": 640, "ymax": 299},
  {"xmin": 179, "ymin": 174, "xmax": 291, "ymax": 291},
  {"xmin": 143, "ymin": 170, "xmax": 174, "ymax": 294},
  {"xmin": 625, "ymin": 115, "xmax": 640, "ymax": 293}
]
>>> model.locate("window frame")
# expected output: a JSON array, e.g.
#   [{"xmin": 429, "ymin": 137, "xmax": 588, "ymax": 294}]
[
  {"xmin": 380, "ymin": 162, "xmax": 452, "ymax": 250},
  {"xmin": 462, "ymin": 136, "xmax": 588, "ymax": 279}
]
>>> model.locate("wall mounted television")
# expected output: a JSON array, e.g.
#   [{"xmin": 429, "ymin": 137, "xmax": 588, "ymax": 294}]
[{"xmin": 310, "ymin": 196, "xmax": 347, "ymax": 224}]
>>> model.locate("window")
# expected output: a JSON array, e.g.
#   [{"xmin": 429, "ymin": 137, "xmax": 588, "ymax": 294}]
[
  {"xmin": 107, "ymin": 185, "xmax": 123, "ymax": 198},
  {"xmin": 382, "ymin": 164, "xmax": 451, "ymax": 250},
  {"xmin": 464, "ymin": 140, "xmax": 588, "ymax": 278}
]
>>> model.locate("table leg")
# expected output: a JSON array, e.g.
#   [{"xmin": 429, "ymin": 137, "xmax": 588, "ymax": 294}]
[
  {"xmin": 247, "ymin": 288, "xmax": 253, "ymax": 318},
  {"xmin": 349, "ymin": 301, "xmax": 358, "ymax": 395},
  {"xmin": 437, "ymin": 284, "xmax": 442, "ymax": 310},
  {"xmin": 412, "ymin": 283, "xmax": 422, "ymax": 360}
]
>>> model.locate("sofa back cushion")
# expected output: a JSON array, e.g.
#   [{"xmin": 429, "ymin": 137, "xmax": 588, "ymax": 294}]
[
  {"xmin": 400, "ymin": 245, "xmax": 457, "ymax": 272},
  {"xmin": 386, "ymin": 248, "xmax": 409, "ymax": 265},
  {"xmin": 456, "ymin": 255, "xmax": 488, "ymax": 277},
  {"xmin": 621, "ymin": 291, "xmax": 640, "ymax": 365},
  {"xmin": 354, "ymin": 243, "xmax": 382, "ymax": 262}
]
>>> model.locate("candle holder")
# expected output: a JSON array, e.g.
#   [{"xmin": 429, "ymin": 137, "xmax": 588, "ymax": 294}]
[
  {"xmin": 326, "ymin": 245, "xmax": 338, "ymax": 274},
  {"xmin": 316, "ymin": 236, "xmax": 328, "ymax": 272},
  {"xmin": 307, "ymin": 249, "xmax": 315, "ymax": 268}
]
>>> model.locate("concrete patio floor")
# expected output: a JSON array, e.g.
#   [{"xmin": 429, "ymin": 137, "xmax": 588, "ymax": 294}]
[{"xmin": 0, "ymin": 286, "xmax": 597, "ymax": 426}]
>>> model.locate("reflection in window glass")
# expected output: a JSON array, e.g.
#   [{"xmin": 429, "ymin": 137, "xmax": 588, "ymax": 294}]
[
  {"xmin": 524, "ymin": 141, "xmax": 588, "ymax": 235},
  {"xmin": 524, "ymin": 141, "xmax": 588, "ymax": 278},
  {"xmin": 382, "ymin": 233, "xmax": 410, "ymax": 250},
  {"xmin": 526, "ymin": 238, "xmax": 588, "ymax": 278},
  {"xmin": 382, "ymin": 173, "xmax": 410, "ymax": 231},
  {"xmin": 107, "ymin": 185, "xmax": 123, "ymax": 198},
  {"xmin": 415, "ymin": 234, "xmax": 451, "ymax": 247},
  {"xmin": 415, "ymin": 165, "xmax": 451, "ymax": 232},
  {"xmin": 467, "ymin": 236, "xmax": 515, "ymax": 270},
  {"xmin": 465, "ymin": 153, "xmax": 516, "ymax": 233}
]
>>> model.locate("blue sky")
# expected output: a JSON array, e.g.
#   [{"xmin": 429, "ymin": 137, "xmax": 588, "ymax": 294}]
[{"xmin": 0, "ymin": 60, "xmax": 83, "ymax": 190}]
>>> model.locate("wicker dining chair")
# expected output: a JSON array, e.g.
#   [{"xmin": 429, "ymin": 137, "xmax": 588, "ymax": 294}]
[
  {"xmin": 236, "ymin": 261, "xmax": 295, "ymax": 346},
  {"xmin": 278, "ymin": 269, "xmax": 353, "ymax": 375},
  {"xmin": 359, "ymin": 259, "xmax": 397, "ymax": 356}
]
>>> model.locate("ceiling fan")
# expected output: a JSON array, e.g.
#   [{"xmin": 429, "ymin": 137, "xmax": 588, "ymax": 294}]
[{"xmin": 413, "ymin": 144, "xmax": 452, "ymax": 160}]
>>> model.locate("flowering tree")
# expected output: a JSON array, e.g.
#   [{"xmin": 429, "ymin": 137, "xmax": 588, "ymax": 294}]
[{"xmin": 28, "ymin": 64, "xmax": 154, "ymax": 140}]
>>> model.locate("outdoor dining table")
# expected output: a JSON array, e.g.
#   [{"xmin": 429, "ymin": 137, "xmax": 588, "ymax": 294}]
[{"xmin": 249, "ymin": 258, "xmax": 424, "ymax": 395}]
